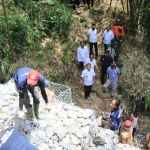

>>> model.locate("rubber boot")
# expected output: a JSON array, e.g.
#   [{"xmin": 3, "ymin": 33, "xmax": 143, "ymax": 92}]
[
  {"xmin": 33, "ymin": 103, "xmax": 40, "ymax": 119},
  {"xmin": 26, "ymin": 107, "xmax": 38, "ymax": 125}
]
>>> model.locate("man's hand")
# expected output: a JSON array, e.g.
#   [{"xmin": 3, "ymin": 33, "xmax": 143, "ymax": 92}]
[
  {"xmin": 102, "ymin": 119, "xmax": 107, "ymax": 125},
  {"xmin": 82, "ymin": 83, "xmax": 84, "ymax": 87},
  {"xmin": 117, "ymin": 80, "xmax": 120, "ymax": 84},
  {"xmin": 45, "ymin": 103, "xmax": 51, "ymax": 111},
  {"xmin": 18, "ymin": 111, "xmax": 26, "ymax": 120},
  {"xmin": 94, "ymin": 80, "xmax": 96, "ymax": 84}
]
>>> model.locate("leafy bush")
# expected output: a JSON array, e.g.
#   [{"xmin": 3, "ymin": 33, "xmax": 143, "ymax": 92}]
[
  {"xmin": 42, "ymin": 3, "xmax": 73, "ymax": 38},
  {"xmin": 0, "ymin": 0, "xmax": 74, "ymax": 83}
]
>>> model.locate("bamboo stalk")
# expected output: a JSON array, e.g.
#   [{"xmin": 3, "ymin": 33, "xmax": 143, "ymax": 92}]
[{"xmin": 2, "ymin": 0, "xmax": 16, "ymax": 62}]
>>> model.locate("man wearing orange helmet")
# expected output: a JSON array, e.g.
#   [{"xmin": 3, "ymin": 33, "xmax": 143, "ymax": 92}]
[{"xmin": 12, "ymin": 67, "xmax": 54, "ymax": 123}]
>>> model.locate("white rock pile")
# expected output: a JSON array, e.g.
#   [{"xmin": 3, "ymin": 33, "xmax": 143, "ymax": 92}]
[{"xmin": 0, "ymin": 79, "xmax": 141, "ymax": 150}]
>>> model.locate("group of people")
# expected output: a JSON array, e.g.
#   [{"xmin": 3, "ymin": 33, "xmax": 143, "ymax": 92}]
[
  {"xmin": 77, "ymin": 20, "xmax": 150, "ymax": 148},
  {"xmin": 97, "ymin": 98, "xmax": 139, "ymax": 145},
  {"xmin": 78, "ymin": 20, "xmax": 124, "ymax": 103}
]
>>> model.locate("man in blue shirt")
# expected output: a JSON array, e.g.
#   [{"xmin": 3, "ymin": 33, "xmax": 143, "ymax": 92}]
[
  {"xmin": 0, "ymin": 126, "xmax": 38, "ymax": 150},
  {"xmin": 102, "ymin": 99, "xmax": 122, "ymax": 134},
  {"xmin": 12, "ymin": 67, "xmax": 52, "ymax": 123},
  {"xmin": 103, "ymin": 61, "xmax": 120, "ymax": 98}
]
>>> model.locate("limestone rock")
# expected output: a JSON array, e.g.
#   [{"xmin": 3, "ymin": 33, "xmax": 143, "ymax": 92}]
[
  {"xmin": 54, "ymin": 127, "xmax": 67, "ymax": 140},
  {"xmin": 98, "ymin": 146, "xmax": 106, "ymax": 150},
  {"xmin": 62, "ymin": 134, "xmax": 72, "ymax": 144},
  {"xmin": 76, "ymin": 145, "xmax": 82, "ymax": 150},
  {"xmin": 82, "ymin": 126, "xmax": 90, "ymax": 137},
  {"xmin": 63, "ymin": 118, "xmax": 76, "ymax": 127},
  {"xmin": 46, "ymin": 128, "xmax": 54, "ymax": 139},
  {"xmin": 67, "ymin": 110, "xmax": 78, "ymax": 120},
  {"xmin": 77, "ymin": 109, "xmax": 85, "ymax": 118},
  {"xmin": 76, "ymin": 118, "xmax": 85, "ymax": 124},
  {"xmin": 82, "ymin": 119, "xmax": 92, "ymax": 127},
  {"xmin": 39, "ymin": 121, "xmax": 47, "ymax": 128},
  {"xmin": 70, "ymin": 134, "xmax": 80, "ymax": 145},
  {"xmin": 87, "ymin": 147, "xmax": 97, "ymax": 150},
  {"xmin": 68, "ymin": 125, "xmax": 79, "ymax": 134},
  {"xmin": 52, "ymin": 135, "xmax": 59, "ymax": 142},
  {"xmin": 76, "ymin": 129, "xmax": 83, "ymax": 139},
  {"xmin": 38, "ymin": 143, "xmax": 50, "ymax": 150},
  {"xmin": 83, "ymin": 109, "xmax": 94, "ymax": 119}
]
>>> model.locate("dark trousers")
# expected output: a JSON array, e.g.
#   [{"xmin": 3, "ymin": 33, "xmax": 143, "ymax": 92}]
[
  {"xmin": 132, "ymin": 127, "xmax": 136, "ymax": 137},
  {"xmin": 83, "ymin": 0, "xmax": 89, "ymax": 6},
  {"xmin": 104, "ymin": 44, "xmax": 107, "ymax": 50},
  {"xmin": 91, "ymin": 0, "xmax": 94, "ymax": 6},
  {"xmin": 79, "ymin": 62, "xmax": 84, "ymax": 70},
  {"xmin": 83, "ymin": 0, "xmax": 94, "ymax": 7},
  {"xmin": 101, "ymin": 68, "xmax": 107, "ymax": 85},
  {"xmin": 84, "ymin": 85, "xmax": 92, "ymax": 100},
  {"xmin": 76, "ymin": 0, "xmax": 80, "ymax": 6},
  {"xmin": 89, "ymin": 42, "xmax": 98, "ymax": 57},
  {"xmin": 24, "ymin": 87, "xmax": 40, "ymax": 108}
]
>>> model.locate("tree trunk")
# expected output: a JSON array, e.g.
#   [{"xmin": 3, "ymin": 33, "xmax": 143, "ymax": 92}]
[
  {"xmin": 2, "ymin": 0, "xmax": 15, "ymax": 62},
  {"xmin": 127, "ymin": 0, "xmax": 129, "ymax": 13},
  {"xmin": 109, "ymin": 0, "xmax": 112, "ymax": 8},
  {"xmin": 121, "ymin": 0, "xmax": 125, "ymax": 11}
]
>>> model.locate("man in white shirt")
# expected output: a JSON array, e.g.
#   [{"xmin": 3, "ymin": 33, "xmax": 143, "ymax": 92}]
[
  {"xmin": 107, "ymin": 44, "xmax": 116, "ymax": 61},
  {"xmin": 84, "ymin": 53, "xmax": 96, "ymax": 71},
  {"xmin": 87, "ymin": 23, "xmax": 98, "ymax": 59},
  {"xmin": 102, "ymin": 25, "xmax": 114, "ymax": 50},
  {"xmin": 77, "ymin": 42, "xmax": 89, "ymax": 70},
  {"xmin": 81, "ymin": 63, "xmax": 96, "ymax": 103}
]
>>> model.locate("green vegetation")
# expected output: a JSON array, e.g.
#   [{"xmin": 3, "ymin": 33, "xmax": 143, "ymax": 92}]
[{"xmin": 0, "ymin": 0, "xmax": 75, "ymax": 83}]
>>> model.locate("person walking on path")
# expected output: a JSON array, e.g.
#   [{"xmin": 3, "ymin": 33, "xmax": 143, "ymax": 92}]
[
  {"xmin": 81, "ymin": 63, "xmax": 96, "ymax": 103},
  {"xmin": 107, "ymin": 43, "xmax": 116, "ymax": 61},
  {"xmin": 129, "ymin": 111, "xmax": 139, "ymax": 137},
  {"xmin": 119, "ymin": 120, "xmax": 133, "ymax": 144},
  {"xmin": 84, "ymin": 53, "xmax": 96, "ymax": 71},
  {"xmin": 112, "ymin": 19, "xmax": 124, "ymax": 55},
  {"xmin": 102, "ymin": 25, "xmax": 114, "ymax": 50},
  {"xmin": 100, "ymin": 50, "xmax": 113, "ymax": 85},
  {"xmin": 102, "ymin": 99, "xmax": 122, "ymax": 134},
  {"xmin": 0, "ymin": 126, "xmax": 38, "ymax": 150},
  {"xmin": 112, "ymin": 19, "xmax": 124, "ymax": 39},
  {"xmin": 77, "ymin": 42, "xmax": 89, "ymax": 70},
  {"xmin": 103, "ymin": 61, "xmax": 120, "ymax": 98},
  {"xmin": 87, "ymin": 23, "xmax": 98, "ymax": 59},
  {"xmin": 11, "ymin": 67, "xmax": 54, "ymax": 123},
  {"xmin": 111, "ymin": 36, "xmax": 121, "ymax": 62}
]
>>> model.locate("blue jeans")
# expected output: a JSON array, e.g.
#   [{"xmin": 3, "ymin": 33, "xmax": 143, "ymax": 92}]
[{"xmin": 132, "ymin": 127, "xmax": 136, "ymax": 137}]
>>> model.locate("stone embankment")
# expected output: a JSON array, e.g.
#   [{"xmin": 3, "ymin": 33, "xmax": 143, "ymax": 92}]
[{"xmin": 0, "ymin": 80, "xmax": 141, "ymax": 150}]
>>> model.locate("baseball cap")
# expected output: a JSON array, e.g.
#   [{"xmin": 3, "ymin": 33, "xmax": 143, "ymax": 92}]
[
  {"xmin": 27, "ymin": 70, "xmax": 40, "ymax": 85},
  {"xmin": 117, "ymin": 19, "xmax": 120, "ymax": 22},
  {"xmin": 124, "ymin": 120, "xmax": 131, "ymax": 130},
  {"xmin": 104, "ymin": 50, "xmax": 109, "ymax": 54}
]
